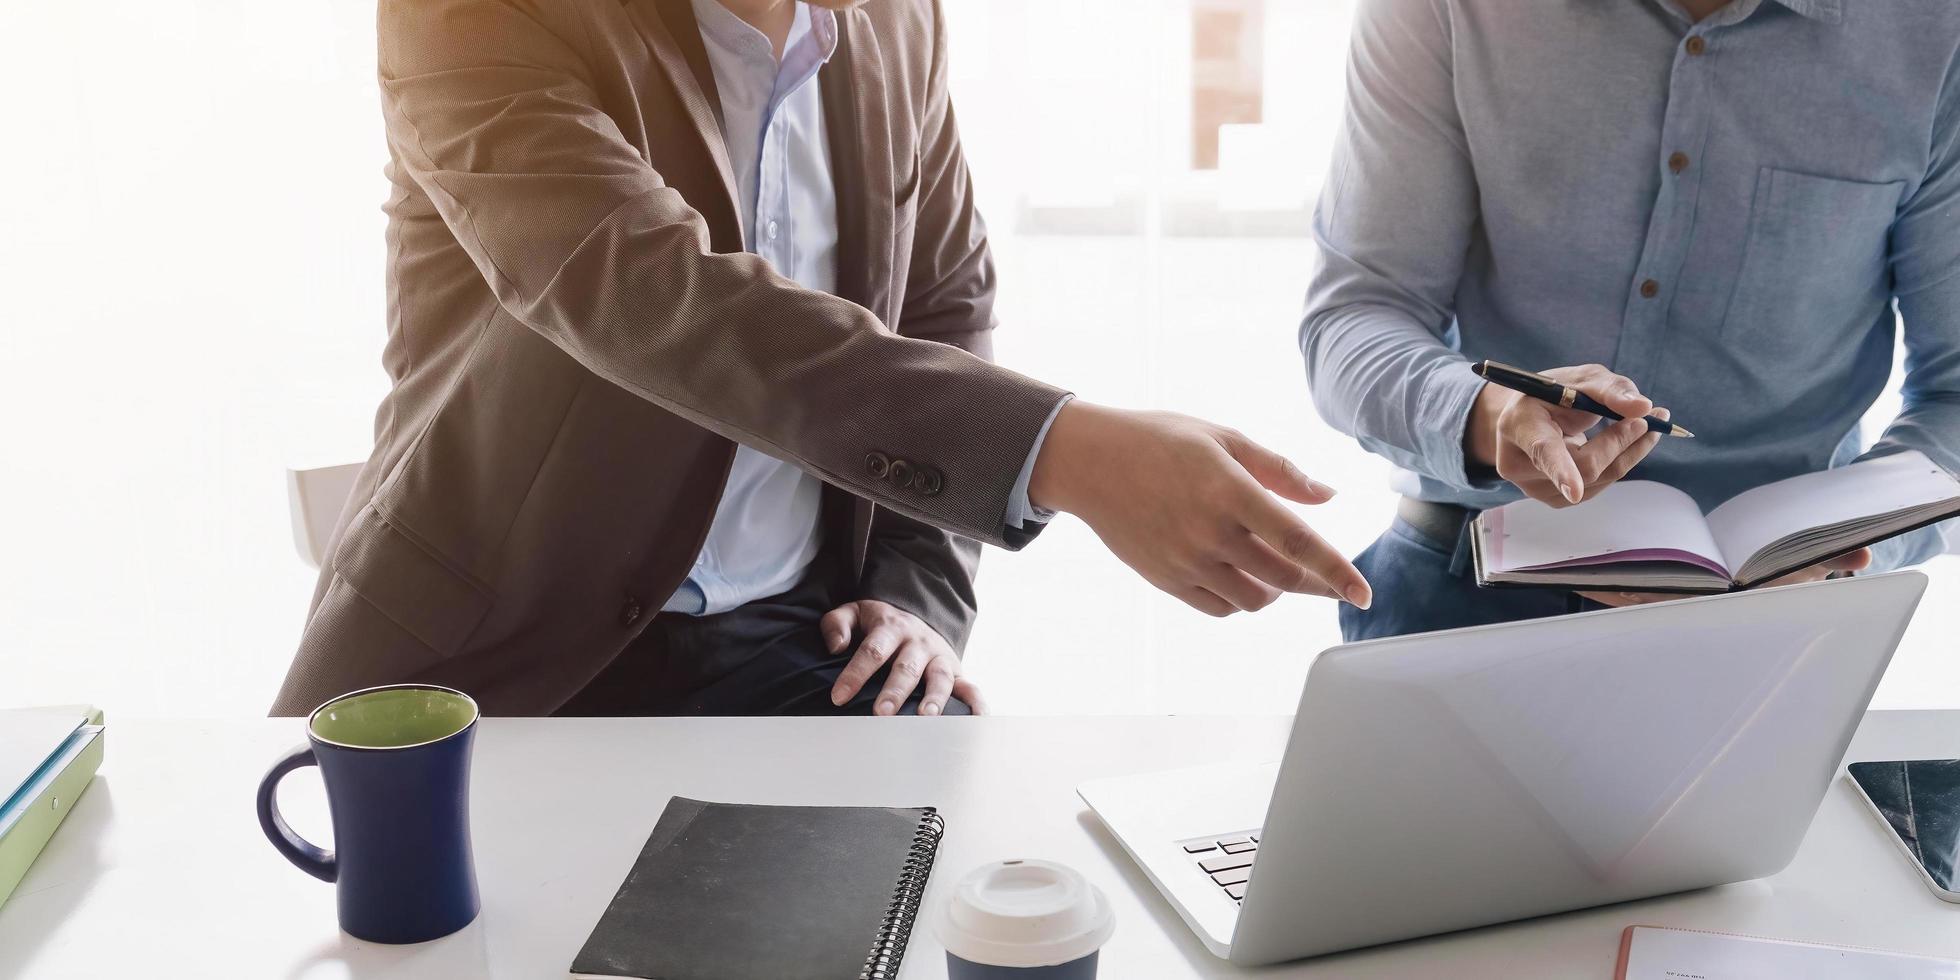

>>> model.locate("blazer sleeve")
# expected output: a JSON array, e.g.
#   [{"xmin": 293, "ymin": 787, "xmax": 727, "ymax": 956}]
[
  {"xmin": 376, "ymin": 0, "xmax": 1067, "ymax": 548},
  {"xmin": 854, "ymin": 0, "xmax": 1008, "ymax": 651}
]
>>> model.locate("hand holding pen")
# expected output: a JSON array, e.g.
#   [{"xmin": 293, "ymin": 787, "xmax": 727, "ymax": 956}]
[
  {"xmin": 1465, "ymin": 361, "xmax": 1689, "ymax": 507},
  {"xmin": 1473, "ymin": 361, "xmax": 1692, "ymax": 439}
]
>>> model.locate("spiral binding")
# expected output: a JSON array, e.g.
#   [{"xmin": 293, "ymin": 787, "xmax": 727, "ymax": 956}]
[{"xmin": 858, "ymin": 808, "xmax": 946, "ymax": 980}]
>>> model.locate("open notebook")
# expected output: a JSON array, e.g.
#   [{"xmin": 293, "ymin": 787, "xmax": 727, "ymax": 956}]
[{"xmin": 1473, "ymin": 450, "xmax": 1960, "ymax": 593}]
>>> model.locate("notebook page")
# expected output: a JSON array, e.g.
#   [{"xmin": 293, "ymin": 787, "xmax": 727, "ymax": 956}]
[
  {"xmin": 1619, "ymin": 926, "xmax": 1960, "ymax": 980},
  {"xmin": 1706, "ymin": 450, "xmax": 1958, "ymax": 574},
  {"xmin": 1487, "ymin": 481, "xmax": 1727, "ymax": 574}
]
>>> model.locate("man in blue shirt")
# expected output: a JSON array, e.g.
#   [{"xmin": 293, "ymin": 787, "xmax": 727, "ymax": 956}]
[{"xmin": 1302, "ymin": 0, "xmax": 1960, "ymax": 639}]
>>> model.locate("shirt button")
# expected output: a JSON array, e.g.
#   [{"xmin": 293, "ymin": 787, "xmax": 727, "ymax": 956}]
[
  {"xmin": 1685, "ymin": 35, "xmax": 1706, "ymax": 56},
  {"xmin": 766, "ymin": 220, "xmax": 780, "ymax": 240},
  {"xmin": 619, "ymin": 597, "xmax": 644, "ymax": 627},
  {"xmin": 1667, "ymin": 151, "xmax": 1689, "ymax": 174},
  {"xmin": 1639, "ymin": 278, "xmax": 1660, "ymax": 299}
]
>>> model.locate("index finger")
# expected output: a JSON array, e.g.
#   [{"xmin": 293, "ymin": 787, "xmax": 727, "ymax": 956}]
[
  {"xmin": 1239, "ymin": 490, "xmax": 1371, "ymax": 608},
  {"xmin": 1564, "ymin": 365, "xmax": 1654, "ymax": 420},
  {"xmin": 1572, "ymin": 416, "xmax": 1653, "ymax": 484},
  {"xmin": 1510, "ymin": 408, "xmax": 1585, "ymax": 503}
]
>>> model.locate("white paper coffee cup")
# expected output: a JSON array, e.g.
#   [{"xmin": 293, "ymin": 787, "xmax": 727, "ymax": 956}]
[{"xmin": 937, "ymin": 859, "xmax": 1115, "ymax": 978}]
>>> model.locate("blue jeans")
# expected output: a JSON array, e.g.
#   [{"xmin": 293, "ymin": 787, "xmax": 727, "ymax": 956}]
[{"xmin": 1339, "ymin": 516, "xmax": 1604, "ymax": 642}]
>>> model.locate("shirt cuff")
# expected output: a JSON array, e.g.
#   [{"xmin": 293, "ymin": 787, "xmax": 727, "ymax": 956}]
[
  {"xmin": 1004, "ymin": 394, "xmax": 1073, "ymax": 530},
  {"xmin": 1420, "ymin": 366, "xmax": 1506, "ymax": 493}
]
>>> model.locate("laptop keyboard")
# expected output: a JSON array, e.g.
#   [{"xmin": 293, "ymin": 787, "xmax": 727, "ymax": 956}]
[{"xmin": 1177, "ymin": 828, "xmax": 1262, "ymax": 903}]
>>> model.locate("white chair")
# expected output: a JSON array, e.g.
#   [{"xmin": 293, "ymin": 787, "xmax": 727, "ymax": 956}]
[{"xmin": 285, "ymin": 463, "xmax": 363, "ymax": 568}]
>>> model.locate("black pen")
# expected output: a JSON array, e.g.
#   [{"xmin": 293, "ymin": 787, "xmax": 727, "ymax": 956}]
[{"xmin": 1471, "ymin": 360, "xmax": 1694, "ymax": 438}]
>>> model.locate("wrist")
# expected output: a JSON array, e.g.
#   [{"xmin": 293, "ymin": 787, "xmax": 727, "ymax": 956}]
[
  {"xmin": 1028, "ymin": 399, "xmax": 1098, "ymax": 514},
  {"xmin": 1465, "ymin": 383, "xmax": 1513, "ymax": 468}
]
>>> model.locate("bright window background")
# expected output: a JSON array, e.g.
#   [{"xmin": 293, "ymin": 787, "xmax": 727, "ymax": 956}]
[{"xmin": 2, "ymin": 0, "xmax": 1953, "ymax": 717}]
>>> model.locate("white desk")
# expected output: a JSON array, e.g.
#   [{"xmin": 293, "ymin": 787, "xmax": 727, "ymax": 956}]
[{"xmin": 0, "ymin": 712, "xmax": 1955, "ymax": 978}]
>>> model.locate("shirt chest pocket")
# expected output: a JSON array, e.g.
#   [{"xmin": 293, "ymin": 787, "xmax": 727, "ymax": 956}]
[{"xmin": 1721, "ymin": 168, "xmax": 1904, "ymax": 349}]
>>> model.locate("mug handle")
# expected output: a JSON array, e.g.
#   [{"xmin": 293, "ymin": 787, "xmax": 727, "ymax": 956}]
[{"xmin": 256, "ymin": 744, "xmax": 337, "ymax": 882}]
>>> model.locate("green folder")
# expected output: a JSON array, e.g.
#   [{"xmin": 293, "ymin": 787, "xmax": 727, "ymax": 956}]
[{"xmin": 0, "ymin": 705, "xmax": 104, "ymax": 911}]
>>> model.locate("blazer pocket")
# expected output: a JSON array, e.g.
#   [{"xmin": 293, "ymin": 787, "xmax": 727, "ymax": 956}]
[
  {"xmin": 1721, "ymin": 167, "xmax": 1903, "ymax": 349},
  {"xmin": 331, "ymin": 505, "xmax": 494, "ymax": 659}
]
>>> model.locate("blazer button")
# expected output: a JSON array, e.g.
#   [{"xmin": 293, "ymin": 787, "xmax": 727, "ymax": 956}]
[
  {"xmin": 866, "ymin": 452, "xmax": 891, "ymax": 479},
  {"xmin": 889, "ymin": 459, "xmax": 913, "ymax": 487},
  {"xmin": 916, "ymin": 468, "xmax": 943, "ymax": 496},
  {"xmin": 619, "ymin": 597, "xmax": 644, "ymax": 627}
]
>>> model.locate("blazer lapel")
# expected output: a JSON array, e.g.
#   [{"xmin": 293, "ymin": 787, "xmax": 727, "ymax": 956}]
[
  {"xmin": 625, "ymin": 0, "xmax": 743, "ymax": 249},
  {"xmin": 651, "ymin": 0, "xmax": 727, "ymax": 133},
  {"xmin": 822, "ymin": 8, "xmax": 895, "ymax": 321}
]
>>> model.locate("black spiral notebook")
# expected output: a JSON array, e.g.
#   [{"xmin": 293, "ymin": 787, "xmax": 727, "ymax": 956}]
[{"xmin": 569, "ymin": 797, "xmax": 945, "ymax": 980}]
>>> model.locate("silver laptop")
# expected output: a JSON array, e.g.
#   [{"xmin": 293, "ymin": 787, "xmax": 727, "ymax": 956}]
[{"xmin": 1078, "ymin": 571, "xmax": 1926, "ymax": 966}]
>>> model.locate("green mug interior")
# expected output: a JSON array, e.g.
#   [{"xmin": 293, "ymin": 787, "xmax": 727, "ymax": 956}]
[{"xmin": 309, "ymin": 686, "xmax": 478, "ymax": 749}]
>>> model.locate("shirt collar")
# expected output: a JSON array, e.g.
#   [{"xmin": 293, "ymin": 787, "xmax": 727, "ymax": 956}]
[
  {"xmin": 1767, "ymin": 0, "xmax": 1842, "ymax": 23},
  {"xmin": 785, "ymin": 5, "xmax": 839, "ymax": 79},
  {"xmin": 1652, "ymin": 0, "xmax": 1842, "ymax": 28},
  {"xmin": 688, "ymin": 1, "xmax": 839, "ymax": 66}
]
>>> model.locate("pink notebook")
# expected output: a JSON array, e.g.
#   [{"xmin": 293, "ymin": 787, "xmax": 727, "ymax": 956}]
[{"xmin": 1474, "ymin": 450, "xmax": 1960, "ymax": 593}]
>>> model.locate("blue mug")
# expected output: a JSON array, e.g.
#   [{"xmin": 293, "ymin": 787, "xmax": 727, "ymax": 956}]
[{"xmin": 256, "ymin": 684, "xmax": 482, "ymax": 944}]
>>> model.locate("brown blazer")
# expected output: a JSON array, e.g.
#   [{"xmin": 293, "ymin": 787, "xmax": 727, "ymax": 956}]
[{"xmin": 270, "ymin": 0, "xmax": 1069, "ymax": 716}]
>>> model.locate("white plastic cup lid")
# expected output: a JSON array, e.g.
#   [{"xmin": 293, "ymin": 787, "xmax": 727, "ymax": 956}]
[{"xmin": 936, "ymin": 859, "xmax": 1115, "ymax": 968}]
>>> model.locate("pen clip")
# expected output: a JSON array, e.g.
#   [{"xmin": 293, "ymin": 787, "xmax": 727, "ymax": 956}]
[{"xmin": 1482, "ymin": 360, "xmax": 1559, "ymax": 387}]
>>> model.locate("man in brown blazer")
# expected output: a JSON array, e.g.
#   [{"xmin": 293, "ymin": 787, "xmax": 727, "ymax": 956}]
[{"xmin": 271, "ymin": 0, "xmax": 1371, "ymax": 718}]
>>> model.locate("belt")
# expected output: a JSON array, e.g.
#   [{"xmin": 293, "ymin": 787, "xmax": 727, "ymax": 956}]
[
  {"xmin": 1395, "ymin": 497, "xmax": 1475, "ymax": 550},
  {"xmin": 1397, "ymin": 497, "xmax": 1597, "ymax": 612}
]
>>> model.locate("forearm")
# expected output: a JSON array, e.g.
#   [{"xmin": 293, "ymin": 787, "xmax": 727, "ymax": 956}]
[
  {"xmin": 1868, "ymin": 524, "xmax": 1949, "ymax": 572},
  {"xmin": 1868, "ymin": 261, "xmax": 1960, "ymax": 569},
  {"xmin": 1866, "ymin": 56, "xmax": 1960, "ymax": 571},
  {"xmin": 1862, "ymin": 397, "xmax": 1960, "ymax": 570},
  {"xmin": 1300, "ymin": 302, "xmax": 1495, "ymax": 490},
  {"xmin": 491, "ymin": 198, "xmax": 1062, "ymax": 542}
]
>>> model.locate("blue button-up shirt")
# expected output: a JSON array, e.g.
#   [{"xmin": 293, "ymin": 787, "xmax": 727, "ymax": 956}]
[
  {"xmin": 669, "ymin": 0, "xmax": 1054, "ymax": 615},
  {"xmin": 1301, "ymin": 0, "xmax": 1960, "ymax": 570}
]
